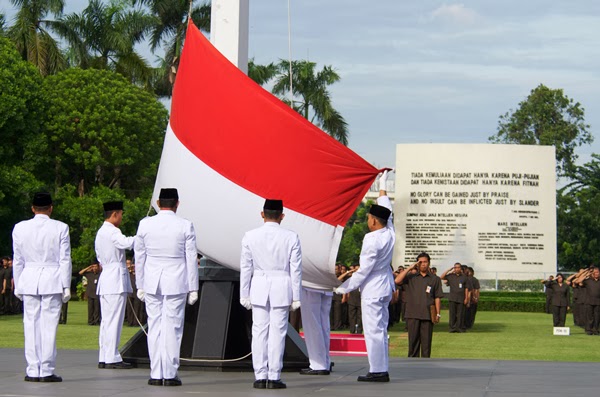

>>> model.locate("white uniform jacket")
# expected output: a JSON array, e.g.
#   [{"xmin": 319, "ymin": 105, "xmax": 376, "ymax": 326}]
[
  {"xmin": 134, "ymin": 210, "xmax": 198, "ymax": 295},
  {"xmin": 338, "ymin": 196, "xmax": 395, "ymax": 298},
  {"xmin": 240, "ymin": 222, "xmax": 302, "ymax": 307},
  {"xmin": 12, "ymin": 214, "xmax": 72, "ymax": 295},
  {"xmin": 95, "ymin": 221, "xmax": 135, "ymax": 295}
]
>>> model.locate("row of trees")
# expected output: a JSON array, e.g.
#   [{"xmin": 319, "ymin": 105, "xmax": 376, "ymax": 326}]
[
  {"xmin": 2, "ymin": 0, "xmax": 349, "ymax": 142},
  {"xmin": 488, "ymin": 84, "xmax": 598, "ymax": 271},
  {"xmin": 0, "ymin": 1, "xmax": 350, "ymax": 268}
]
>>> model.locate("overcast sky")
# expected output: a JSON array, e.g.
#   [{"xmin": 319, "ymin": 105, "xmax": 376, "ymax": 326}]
[{"xmin": 3, "ymin": 1, "xmax": 599, "ymax": 169}]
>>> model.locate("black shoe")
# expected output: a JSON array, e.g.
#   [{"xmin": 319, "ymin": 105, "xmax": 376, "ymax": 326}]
[
  {"xmin": 299, "ymin": 368, "xmax": 330, "ymax": 375},
  {"xmin": 39, "ymin": 374, "xmax": 62, "ymax": 383},
  {"xmin": 105, "ymin": 361, "xmax": 132, "ymax": 369},
  {"xmin": 148, "ymin": 378, "xmax": 163, "ymax": 386},
  {"xmin": 98, "ymin": 362, "xmax": 105, "ymax": 369},
  {"xmin": 24, "ymin": 376, "xmax": 39, "ymax": 382},
  {"xmin": 253, "ymin": 379, "xmax": 267, "ymax": 389},
  {"xmin": 330, "ymin": 362, "xmax": 335, "ymax": 372},
  {"xmin": 267, "ymin": 379, "xmax": 287, "ymax": 389},
  {"xmin": 164, "ymin": 376, "xmax": 182, "ymax": 386},
  {"xmin": 357, "ymin": 372, "xmax": 390, "ymax": 382}
]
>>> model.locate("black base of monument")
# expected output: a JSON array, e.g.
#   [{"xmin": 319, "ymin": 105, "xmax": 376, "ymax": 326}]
[{"xmin": 120, "ymin": 261, "xmax": 309, "ymax": 371}]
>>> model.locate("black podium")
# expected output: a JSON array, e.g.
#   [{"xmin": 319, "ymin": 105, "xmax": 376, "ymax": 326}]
[{"xmin": 120, "ymin": 259, "xmax": 309, "ymax": 371}]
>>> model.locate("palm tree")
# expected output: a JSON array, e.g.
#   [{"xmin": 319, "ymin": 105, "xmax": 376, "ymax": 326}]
[
  {"xmin": 133, "ymin": 0, "xmax": 211, "ymax": 97},
  {"xmin": 272, "ymin": 60, "xmax": 349, "ymax": 145},
  {"xmin": 0, "ymin": 13, "xmax": 6, "ymax": 35},
  {"xmin": 7, "ymin": 0, "xmax": 66, "ymax": 76},
  {"xmin": 54, "ymin": 0, "xmax": 155, "ymax": 89},
  {"xmin": 248, "ymin": 58, "xmax": 277, "ymax": 86}
]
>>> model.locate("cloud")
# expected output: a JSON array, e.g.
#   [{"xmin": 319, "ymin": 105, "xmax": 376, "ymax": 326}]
[{"xmin": 429, "ymin": 3, "xmax": 481, "ymax": 25}]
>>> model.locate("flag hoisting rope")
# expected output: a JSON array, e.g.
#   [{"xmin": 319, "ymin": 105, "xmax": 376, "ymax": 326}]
[{"xmin": 287, "ymin": 0, "xmax": 294, "ymax": 108}]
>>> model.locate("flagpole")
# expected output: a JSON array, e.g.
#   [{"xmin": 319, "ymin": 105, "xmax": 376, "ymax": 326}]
[
  {"xmin": 188, "ymin": 0, "xmax": 193, "ymax": 22},
  {"xmin": 287, "ymin": 0, "xmax": 294, "ymax": 108}
]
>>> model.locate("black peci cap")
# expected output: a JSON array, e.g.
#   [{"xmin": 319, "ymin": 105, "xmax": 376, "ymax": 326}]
[
  {"xmin": 369, "ymin": 204, "xmax": 391, "ymax": 220},
  {"xmin": 32, "ymin": 192, "xmax": 52, "ymax": 207},
  {"xmin": 159, "ymin": 188, "xmax": 179, "ymax": 200},
  {"xmin": 103, "ymin": 201, "xmax": 123, "ymax": 212},
  {"xmin": 263, "ymin": 199, "xmax": 283, "ymax": 211}
]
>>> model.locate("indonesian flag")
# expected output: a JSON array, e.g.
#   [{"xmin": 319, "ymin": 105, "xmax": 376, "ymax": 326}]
[{"xmin": 152, "ymin": 21, "xmax": 381, "ymax": 288}]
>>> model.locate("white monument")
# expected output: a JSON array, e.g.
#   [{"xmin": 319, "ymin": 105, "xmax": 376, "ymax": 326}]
[{"xmin": 394, "ymin": 144, "xmax": 556, "ymax": 279}]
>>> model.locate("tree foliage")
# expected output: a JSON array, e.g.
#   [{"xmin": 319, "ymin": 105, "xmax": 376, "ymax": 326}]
[
  {"xmin": 336, "ymin": 202, "xmax": 370, "ymax": 265},
  {"xmin": 272, "ymin": 60, "xmax": 349, "ymax": 145},
  {"xmin": 0, "ymin": 36, "xmax": 46, "ymax": 254},
  {"xmin": 39, "ymin": 68, "xmax": 168, "ymax": 194},
  {"xmin": 7, "ymin": 0, "xmax": 67, "ymax": 76},
  {"xmin": 133, "ymin": 0, "xmax": 211, "ymax": 97},
  {"xmin": 54, "ymin": 0, "xmax": 156, "ymax": 89},
  {"xmin": 490, "ymin": 84, "xmax": 592, "ymax": 176},
  {"xmin": 557, "ymin": 155, "xmax": 600, "ymax": 270}
]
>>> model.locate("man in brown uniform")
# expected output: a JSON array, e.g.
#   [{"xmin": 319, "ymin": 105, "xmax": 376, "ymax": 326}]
[
  {"xmin": 575, "ymin": 267, "xmax": 600, "ymax": 335},
  {"xmin": 79, "ymin": 263, "xmax": 101, "ymax": 325},
  {"xmin": 394, "ymin": 253, "xmax": 442, "ymax": 358},
  {"xmin": 441, "ymin": 263, "xmax": 469, "ymax": 333}
]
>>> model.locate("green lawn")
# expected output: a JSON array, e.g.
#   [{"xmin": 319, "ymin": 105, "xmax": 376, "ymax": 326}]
[
  {"xmin": 1, "ymin": 302, "xmax": 596, "ymax": 362},
  {"xmin": 0, "ymin": 301, "xmax": 139, "ymax": 350},
  {"xmin": 387, "ymin": 310, "xmax": 597, "ymax": 361}
]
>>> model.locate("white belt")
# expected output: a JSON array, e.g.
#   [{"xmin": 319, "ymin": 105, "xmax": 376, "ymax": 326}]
[
  {"xmin": 254, "ymin": 270, "xmax": 289, "ymax": 277},
  {"xmin": 26, "ymin": 262, "xmax": 59, "ymax": 268}
]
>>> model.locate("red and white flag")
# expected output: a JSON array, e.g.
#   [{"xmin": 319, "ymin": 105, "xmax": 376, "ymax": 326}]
[{"xmin": 153, "ymin": 21, "xmax": 381, "ymax": 288}]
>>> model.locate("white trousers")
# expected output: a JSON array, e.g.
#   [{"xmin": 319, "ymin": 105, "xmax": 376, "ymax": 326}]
[
  {"xmin": 145, "ymin": 293, "xmax": 186, "ymax": 380},
  {"xmin": 251, "ymin": 302, "xmax": 289, "ymax": 380},
  {"xmin": 23, "ymin": 294, "xmax": 62, "ymax": 377},
  {"xmin": 99, "ymin": 293, "xmax": 127, "ymax": 364},
  {"xmin": 362, "ymin": 295, "xmax": 391, "ymax": 373},
  {"xmin": 300, "ymin": 288, "xmax": 331, "ymax": 371}
]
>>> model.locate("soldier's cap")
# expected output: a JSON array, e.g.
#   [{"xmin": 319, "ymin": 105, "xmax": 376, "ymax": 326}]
[
  {"xmin": 103, "ymin": 201, "xmax": 123, "ymax": 212},
  {"xmin": 263, "ymin": 199, "xmax": 283, "ymax": 211},
  {"xmin": 159, "ymin": 188, "xmax": 179, "ymax": 200},
  {"xmin": 369, "ymin": 204, "xmax": 391, "ymax": 220},
  {"xmin": 32, "ymin": 192, "xmax": 52, "ymax": 207}
]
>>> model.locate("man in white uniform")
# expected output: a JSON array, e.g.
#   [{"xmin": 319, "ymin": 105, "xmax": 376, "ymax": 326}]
[
  {"xmin": 299, "ymin": 283, "xmax": 333, "ymax": 375},
  {"xmin": 95, "ymin": 201, "xmax": 135, "ymax": 369},
  {"xmin": 240, "ymin": 199, "xmax": 302, "ymax": 390},
  {"xmin": 334, "ymin": 171, "xmax": 395, "ymax": 382},
  {"xmin": 12, "ymin": 192, "xmax": 72, "ymax": 382},
  {"xmin": 135, "ymin": 188, "xmax": 199, "ymax": 386}
]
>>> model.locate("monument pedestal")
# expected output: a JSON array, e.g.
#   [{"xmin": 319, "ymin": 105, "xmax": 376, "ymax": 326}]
[{"xmin": 120, "ymin": 259, "xmax": 309, "ymax": 371}]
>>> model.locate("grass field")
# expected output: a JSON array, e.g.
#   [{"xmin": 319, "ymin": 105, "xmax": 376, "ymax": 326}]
[
  {"xmin": 0, "ymin": 301, "xmax": 597, "ymax": 362},
  {"xmin": 0, "ymin": 301, "xmax": 139, "ymax": 350}
]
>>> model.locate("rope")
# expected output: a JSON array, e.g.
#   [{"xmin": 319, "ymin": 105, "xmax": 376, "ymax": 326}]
[{"xmin": 287, "ymin": 0, "xmax": 293, "ymax": 107}]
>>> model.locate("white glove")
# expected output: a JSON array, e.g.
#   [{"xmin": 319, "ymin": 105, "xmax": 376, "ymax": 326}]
[
  {"xmin": 333, "ymin": 287, "xmax": 344, "ymax": 295},
  {"xmin": 379, "ymin": 170, "xmax": 391, "ymax": 191},
  {"xmin": 290, "ymin": 300, "xmax": 301, "ymax": 311},
  {"xmin": 62, "ymin": 288, "xmax": 71, "ymax": 303},
  {"xmin": 239, "ymin": 297, "xmax": 252, "ymax": 310},
  {"xmin": 15, "ymin": 292, "xmax": 23, "ymax": 301},
  {"xmin": 137, "ymin": 289, "xmax": 145, "ymax": 302},
  {"xmin": 187, "ymin": 291, "xmax": 198, "ymax": 305}
]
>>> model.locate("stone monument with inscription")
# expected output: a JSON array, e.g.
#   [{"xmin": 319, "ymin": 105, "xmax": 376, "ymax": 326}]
[{"xmin": 394, "ymin": 144, "xmax": 556, "ymax": 279}]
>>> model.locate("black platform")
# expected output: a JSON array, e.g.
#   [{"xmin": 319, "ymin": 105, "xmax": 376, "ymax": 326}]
[{"xmin": 120, "ymin": 260, "xmax": 309, "ymax": 371}]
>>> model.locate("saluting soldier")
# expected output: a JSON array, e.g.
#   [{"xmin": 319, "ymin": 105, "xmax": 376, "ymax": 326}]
[
  {"xmin": 135, "ymin": 188, "xmax": 199, "ymax": 386},
  {"xmin": 334, "ymin": 170, "xmax": 395, "ymax": 383},
  {"xmin": 240, "ymin": 199, "xmax": 302, "ymax": 390},
  {"xmin": 95, "ymin": 201, "xmax": 135, "ymax": 369},
  {"xmin": 395, "ymin": 252, "xmax": 443, "ymax": 357},
  {"xmin": 441, "ymin": 262, "xmax": 469, "ymax": 333},
  {"xmin": 12, "ymin": 192, "xmax": 72, "ymax": 382}
]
